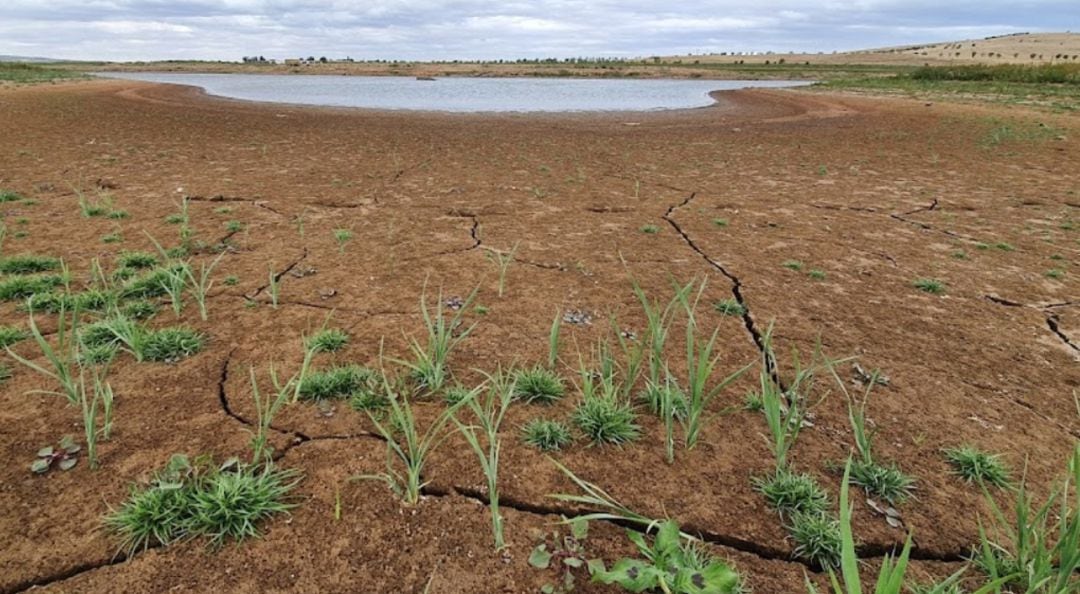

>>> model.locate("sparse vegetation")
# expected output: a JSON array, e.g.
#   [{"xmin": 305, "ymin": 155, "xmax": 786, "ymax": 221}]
[
  {"xmin": 944, "ymin": 445, "xmax": 1011, "ymax": 488},
  {"xmin": 522, "ymin": 418, "xmax": 573, "ymax": 452}
]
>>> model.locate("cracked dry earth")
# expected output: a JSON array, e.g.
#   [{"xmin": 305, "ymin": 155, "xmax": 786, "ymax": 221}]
[{"xmin": 0, "ymin": 79, "xmax": 1078, "ymax": 593}]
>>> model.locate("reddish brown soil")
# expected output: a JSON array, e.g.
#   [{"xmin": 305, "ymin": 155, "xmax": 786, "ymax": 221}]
[{"xmin": 0, "ymin": 79, "xmax": 1076, "ymax": 593}]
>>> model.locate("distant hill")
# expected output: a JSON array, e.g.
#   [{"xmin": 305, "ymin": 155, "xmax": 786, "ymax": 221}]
[
  {"xmin": 0, "ymin": 55, "xmax": 62, "ymax": 63},
  {"xmin": 675, "ymin": 32, "xmax": 1080, "ymax": 66}
]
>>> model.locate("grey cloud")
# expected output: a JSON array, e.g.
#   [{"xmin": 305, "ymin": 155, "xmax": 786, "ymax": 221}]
[{"xmin": 0, "ymin": 0, "xmax": 1071, "ymax": 61}]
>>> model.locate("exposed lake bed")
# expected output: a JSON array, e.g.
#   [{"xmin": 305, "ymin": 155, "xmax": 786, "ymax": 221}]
[{"xmin": 97, "ymin": 72, "xmax": 813, "ymax": 112}]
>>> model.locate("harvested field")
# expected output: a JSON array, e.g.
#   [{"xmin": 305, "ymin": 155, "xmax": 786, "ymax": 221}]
[{"xmin": 0, "ymin": 79, "xmax": 1077, "ymax": 593}]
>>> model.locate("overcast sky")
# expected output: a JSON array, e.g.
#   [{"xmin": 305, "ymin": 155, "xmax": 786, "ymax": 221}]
[{"xmin": 0, "ymin": 1, "xmax": 1074, "ymax": 62}]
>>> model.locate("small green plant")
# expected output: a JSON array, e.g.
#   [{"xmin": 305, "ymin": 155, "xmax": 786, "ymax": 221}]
[
  {"xmin": 297, "ymin": 365, "xmax": 378, "ymax": 401},
  {"xmin": 485, "ymin": 242, "xmax": 519, "ymax": 297},
  {"xmin": 1046, "ymin": 268, "xmax": 1065, "ymax": 279},
  {"xmin": 573, "ymin": 393, "xmax": 640, "ymax": 446},
  {"xmin": 592, "ymin": 520, "xmax": 742, "ymax": 594},
  {"xmin": 158, "ymin": 263, "xmax": 188, "ymax": 317},
  {"xmin": 122, "ymin": 299, "xmax": 158, "ymax": 320},
  {"xmin": 453, "ymin": 374, "xmax": 510, "ymax": 549},
  {"xmin": 106, "ymin": 455, "xmax": 299, "ymax": 554},
  {"xmin": 640, "ymin": 224, "xmax": 660, "ymax": 234},
  {"xmin": 0, "ymin": 254, "xmax": 60, "ymax": 274},
  {"xmin": 31, "ymin": 436, "xmax": 80, "ymax": 473},
  {"xmin": 513, "ymin": 365, "xmax": 565, "ymax": 404},
  {"xmin": 75, "ymin": 187, "xmax": 108, "ymax": 217},
  {"xmin": 522, "ymin": 418, "xmax": 573, "ymax": 452},
  {"xmin": 117, "ymin": 251, "xmax": 158, "ymax": 270},
  {"xmin": 993, "ymin": 242, "xmax": 1015, "ymax": 252},
  {"xmin": 713, "ymin": 298, "xmax": 745, "ymax": 317},
  {"xmin": 943, "ymin": 446, "xmax": 1011, "ymax": 488},
  {"xmin": 808, "ymin": 269, "xmax": 827, "ymax": 281},
  {"xmin": 333, "ymin": 228, "xmax": 352, "ymax": 254},
  {"xmin": 913, "ymin": 278, "xmax": 946, "ymax": 294},
  {"xmin": 400, "ymin": 284, "xmax": 479, "ymax": 392},
  {"xmin": 783, "ymin": 260, "xmax": 804, "ymax": 271},
  {"xmin": 7, "ymin": 305, "xmax": 80, "ymax": 404},
  {"xmin": 76, "ymin": 368, "xmax": 114, "ymax": 469},
  {"xmin": 755, "ymin": 467, "xmax": 830, "ymax": 517},
  {"xmin": 142, "ymin": 327, "xmax": 204, "ymax": 362},
  {"xmin": 788, "ymin": 510, "xmax": 842, "ymax": 569},
  {"xmin": 107, "ymin": 210, "xmax": 129, "ymax": 220},
  {"xmin": 248, "ymin": 365, "xmax": 296, "ymax": 463},
  {"xmin": 183, "ymin": 253, "xmax": 225, "ymax": 321},
  {"xmin": 0, "ymin": 189, "xmax": 23, "ymax": 202},
  {"xmin": 713, "ymin": 218, "xmax": 728, "ymax": 227},
  {"xmin": 676, "ymin": 280, "xmax": 750, "ymax": 449},
  {"xmin": 225, "ymin": 220, "xmax": 243, "ymax": 233},
  {"xmin": 529, "ymin": 518, "xmax": 595, "ymax": 594},
  {"xmin": 0, "ymin": 324, "xmax": 27, "ymax": 348},
  {"xmin": 743, "ymin": 391, "xmax": 764, "ymax": 412},
  {"xmin": 214, "ymin": 206, "xmax": 232, "ymax": 214},
  {"xmin": 101, "ymin": 232, "xmax": 122, "ymax": 244},
  {"xmin": 305, "ymin": 327, "xmax": 349, "ymax": 353},
  {"xmin": 223, "ymin": 275, "xmax": 239, "ymax": 286},
  {"xmin": 356, "ymin": 368, "xmax": 473, "ymax": 505},
  {"xmin": 828, "ymin": 363, "xmax": 914, "ymax": 504}
]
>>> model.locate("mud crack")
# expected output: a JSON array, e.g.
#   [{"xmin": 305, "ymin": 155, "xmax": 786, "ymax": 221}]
[{"xmin": 662, "ymin": 192, "xmax": 779, "ymax": 385}]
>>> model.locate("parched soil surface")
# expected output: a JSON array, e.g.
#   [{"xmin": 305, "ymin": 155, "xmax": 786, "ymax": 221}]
[{"xmin": 0, "ymin": 80, "xmax": 1077, "ymax": 593}]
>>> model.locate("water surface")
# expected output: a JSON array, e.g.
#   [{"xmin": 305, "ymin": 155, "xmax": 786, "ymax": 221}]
[{"xmin": 99, "ymin": 72, "xmax": 811, "ymax": 113}]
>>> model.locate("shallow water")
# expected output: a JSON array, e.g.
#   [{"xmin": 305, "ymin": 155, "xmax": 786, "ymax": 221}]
[{"xmin": 98, "ymin": 72, "xmax": 812, "ymax": 113}]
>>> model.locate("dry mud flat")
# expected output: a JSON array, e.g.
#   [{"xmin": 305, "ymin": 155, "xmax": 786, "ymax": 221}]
[{"xmin": 0, "ymin": 80, "xmax": 1077, "ymax": 593}]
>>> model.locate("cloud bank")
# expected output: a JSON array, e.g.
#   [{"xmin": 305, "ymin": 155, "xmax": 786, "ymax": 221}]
[{"xmin": 0, "ymin": 0, "xmax": 1072, "ymax": 61}]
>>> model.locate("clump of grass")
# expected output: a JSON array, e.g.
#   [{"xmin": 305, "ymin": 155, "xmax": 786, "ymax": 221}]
[
  {"xmin": 743, "ymin": 390, "xmax": 764, "ymax": 412},
  {"xmin": 713, "ymin": 218, "xmax": 729, "ymax": 227},
  {"xmin": 788, "ymin": 510, "xmax": 842, "ymax": 569},
  {"xmin": 944, "ymin": 445, "xmax": 1011, "ymax": 488},
  {"xmin": 0, "ymin": 189, "xmax": 23, "ymax": 202},
  {"xmin": 0, "ymin": 254, "xmax": 60, "ymax": 274},
  {"xmin": 224, "ymin": 220, "xmax": 243, "ymax": 233},
  {"xmin": 714, "ymin": 298, "xmax": 746, "ymax": 317},
  {"xmin": 304, "ymin": 327, "xmax": 349, "ymax": 353},
  {"xmin": 808, "ymin": 269, "xmax": 827, "ymax": 281},
  {"xmin": 248, "ymin": 365, "xmax": 296, "ymax": 463},
  {"xmin": 142, "ymin": 327, "xmax": 204, "ymax": 363},
  {"xmin": 0, "ymin": 324, "xmax": 27, "ymax": 348},
  {"xmin": 573, "ymin": 395, "xmax": 639, "ymax": 446},
  {"xmin": 107, "ymin": 210, "xmax": 129, "ymax": 220},
  {"xmin": 782, "ymin": 260, "xmax": 804, "ymax": 271},
  {"xmin": 122, "ymin": 299, "xmax": 159, "ymax": 320},
  {"xmin": 754, "ymin": 467, "xmax": 830, "ymax": 517},
  {"xmin": 638, "ymin": 379, "xmax": 688, "ymax": 419},
  {"xmin": 913, "ymin": 278, "xmax": 946, "ymax": 294},
  {"xmin": 443, "ymin": 384, "xmax": 478, "ymax": 406},
  {"xmin": 101, "ymin": 232, "xmax": 122, "ymax": 244},
  {"xmin": 121, "ymin": 265, "xmax": 185, "ymax": 299},
  {"xmin": 512, "ymin": 366, "xmax": 565, "ymax": 404},
  {"xmin": 223, "ymin": 275, "xmax": 239, "ymax": 286},
  {"xmin": 1046, "ymin": 268, "xmax": 1065, "ymax": 279},
  {"xmin": 401, "ymin": 284, "xmax": 479, "ymax": 392},
  {"xmin": 522, "ymin": 418, "xmax": 573, "ymax": 452},
  {"xmin": 117, "ymin": 251, "xmax": 157, "ymax": 270},
  {"xmin": 106, "ymin": 455, "xmax": 299, "ymax": 554},
  {"xmin": 640, "ymin": 224, "xmax": 660, "ymax": 234},
  {"xmin": 297, "ymin": 365, "xmax": 378, "ymax": 401}
]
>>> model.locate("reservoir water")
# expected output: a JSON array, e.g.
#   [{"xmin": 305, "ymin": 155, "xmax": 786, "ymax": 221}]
[{"xmin": 99, "ymin": 72, "xmax": 812, "ymax": 113}]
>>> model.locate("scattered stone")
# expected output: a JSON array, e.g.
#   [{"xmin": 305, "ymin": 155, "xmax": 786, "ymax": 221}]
[
  {"xmin": 852, "ymin": 363, "xmax": 889, "ymax": 387},
  {"xmin": 563, "ymin": 309, "xmax": 594, "ymax": 325},
  {"xmin": 290, "ymin": 265, "xmax": 317, "ymax": 278},
  {"xmin": 318, "ymin": 288, "xmax": 337, "ymax": 299},
  {"xmin": 445, "ymin": 296, "xmax": 464, "ymax": 310}
]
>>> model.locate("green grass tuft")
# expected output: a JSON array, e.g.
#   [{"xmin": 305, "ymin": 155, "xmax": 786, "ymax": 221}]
[
  {"xmin": 913, "ymin": 278, "xmax": 946, "ymax": 294},
  {"xmin": 142, "ymin": 327, "xmax": 204, "ymax": 362},
  {"xmin": 713, "ymin": 298, "xmax": 746, "ymax": 317},
  {"xmin": 787, "ymin": 511, "xmax": 842, "ymax": 569},
  {"xmin": 754, "ymin": 467, "xmax": 830, "ymax": 517},
  {"xmin": 0, "ymin": 254, "xmax": 60, "ymax": 275},
  {"xmin": 297, "ymin": 365, "xmax": 378, "ymax": 401},
  {"xmin": 521, "ymin": 418, "xmax": 573, "ymax": 452},
  {"xmin": 573, "ymin": 397, "xmax": 640, "ymax": 445},
  {"xmin": 848, "ymin": 459, "xmax": 915, "ymax": 504},
  {"xmin": 303, "ymin": 328, "xmax": 349, "ymax": 354},
  {"xmin": 0, "ymin": 275, "xmax": 63, "ymax": 301},
  {"xmin": 512, "ymin": 366, "xmax": 565, "ymax": 404},
  {"xmin": 0, "ymin": 324, "xmax": 27, "ymax": 348},
  {"xmin": 944, "ymin": 445, "xmax": 1011, "ymax": 488}
]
